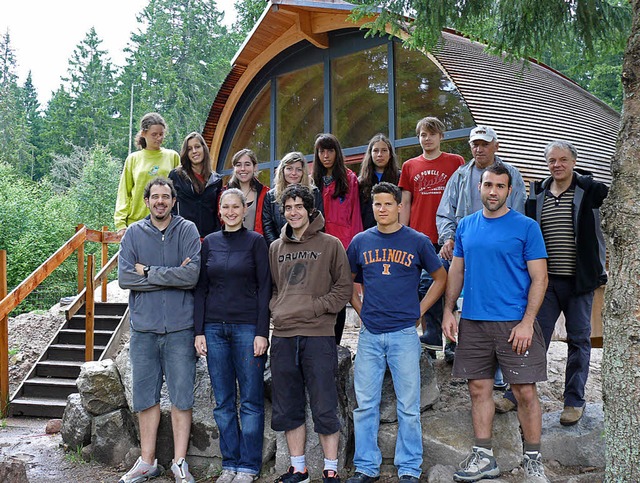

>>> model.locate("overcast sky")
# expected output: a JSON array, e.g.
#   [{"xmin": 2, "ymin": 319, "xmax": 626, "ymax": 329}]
[{"xmin": 1, "ymin": 0, "xmax": 238, "ymax": 105}]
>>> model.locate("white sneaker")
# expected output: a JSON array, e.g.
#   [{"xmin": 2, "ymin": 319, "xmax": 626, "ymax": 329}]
[
  {"xmin": 453, "ymin": 447, "xmax": 500, "ymax": 482},
  {"xmin": 233, "ymin": 471, "xmax": 256, "ymax": 483},
  {"xmin": 217, "ymin": 469, "xmax": 237, "ymax": 483},
  {"xmin": 119, "ymin": 456, "xmax": 161, "ymax": 483},
  {"xmin": 171, "ymin": 458, "xmax": 196, "ymax": 483},
  {"xmin": 522, "ymin": 453, "xmax": 550, "ymax": 483}
]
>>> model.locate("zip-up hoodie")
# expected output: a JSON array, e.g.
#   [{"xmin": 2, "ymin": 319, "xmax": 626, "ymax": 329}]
[
  {"xmin": 269, "ymin": 212, "xmax": 352, "ymax": 337},
  {"xmin": 118, "ymin": 214, "xmax": 201, "ymax": 333}
]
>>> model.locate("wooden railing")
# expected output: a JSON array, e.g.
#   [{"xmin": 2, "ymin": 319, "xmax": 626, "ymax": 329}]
[{"xmin": 0, "ymin": 225, "xmax": 122, "ymax": 417}]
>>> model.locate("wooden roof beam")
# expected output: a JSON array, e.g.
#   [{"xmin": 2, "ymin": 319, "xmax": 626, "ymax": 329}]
[{"xmin": 278, "ymin": 6, "xmax": 329, "ymax": 49}]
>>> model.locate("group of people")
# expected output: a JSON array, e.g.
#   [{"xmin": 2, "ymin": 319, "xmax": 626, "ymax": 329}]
[{"xmin": 114, "ymin": 111, "xmax": 607, "ymax": 483}]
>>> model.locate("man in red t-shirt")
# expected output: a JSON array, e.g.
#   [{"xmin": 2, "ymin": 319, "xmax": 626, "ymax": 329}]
[{"xmin": 399, "ymin": 117, "xmax": 464, "ymax": 359}]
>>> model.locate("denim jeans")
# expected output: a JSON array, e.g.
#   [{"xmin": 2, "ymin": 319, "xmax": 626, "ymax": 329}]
[
  {"xmin": 204, "ymin": 323, "xmax": 265, "ymax": 474},
  {"xmin": 418, "ymin": 258, "xmax": 450, "ymax": 349},
  {"xmin": 353, "ymin": 325, "xmax": 422, "ymax": 478}
]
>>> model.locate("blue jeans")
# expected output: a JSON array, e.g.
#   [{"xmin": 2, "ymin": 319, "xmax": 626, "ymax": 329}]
[
  {"xmin": 353, "ymin": 325, "xmax": 422, "ymax": 478},
  {"xmin": 418, "ymin": 259, "xmax": 450, "ymax": 349},
  {"xmin": 204, "ymin": 323, "xmax": 265, "ymax": 474}
]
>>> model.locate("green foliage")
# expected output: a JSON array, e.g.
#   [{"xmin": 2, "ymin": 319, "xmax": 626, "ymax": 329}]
[
  {"xmin": 118, "ymin": 0, "xmax": 240, "ymax": 152},
  {"xmin": 234, "ymin": 0, "xmax": 268, "ymax": 35}
]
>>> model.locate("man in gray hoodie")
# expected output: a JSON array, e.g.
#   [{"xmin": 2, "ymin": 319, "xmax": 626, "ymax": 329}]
[{"xmin": 118, "ymin": 177, "xmax": 201, "ymax": 483}]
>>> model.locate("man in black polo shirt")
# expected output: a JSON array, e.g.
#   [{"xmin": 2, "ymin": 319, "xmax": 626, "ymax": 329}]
[{"xmin": 495, "ymin": 140, "xmax": 608, "ymax": 426}]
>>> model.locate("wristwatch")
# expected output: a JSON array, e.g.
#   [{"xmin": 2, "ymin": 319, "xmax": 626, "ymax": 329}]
[{"xmin": 143, "ymin": 266, "xmax": 150, "ymax": 278}]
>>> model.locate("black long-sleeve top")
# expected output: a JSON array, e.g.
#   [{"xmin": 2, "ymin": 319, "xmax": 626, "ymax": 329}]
[{"xmin": 194, "ymin": 227, "xmax": 271, "ymax": 337}]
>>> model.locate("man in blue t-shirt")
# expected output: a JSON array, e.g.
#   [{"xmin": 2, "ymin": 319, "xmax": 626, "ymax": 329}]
[
  {"xmin": 346, "ymin": 182, "xmax": 446, "ymax": 483},
  {"xmin": 442, "ymin": 163, "xmax": 550, "ymax": 482}
]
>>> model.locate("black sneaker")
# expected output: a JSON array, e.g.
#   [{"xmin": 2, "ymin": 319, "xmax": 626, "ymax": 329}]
[
  {"xmin": 444, "ymin": 341, "xmax": 456, "ymax": 364},
  {"xmin": 398, "ymin": 476, "xmax": 420, "ymax": 483},
  {"xmin": 274, "ymin": 467, "xmax": 309, "ymax": 483},
  {"xmin": 346, "ymin": 472, "xmax": 380, "ymax": 483},
  {"xmin": 323, "ymin": 470, "xmax": 340, "ymax": 483}
]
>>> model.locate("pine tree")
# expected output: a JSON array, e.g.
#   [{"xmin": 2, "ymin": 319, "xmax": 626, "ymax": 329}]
[
  {"xmin": 118, "ymin": 0, "xmax": 239, "ymax": 153},
  {"xmin": 0, "ymin": 30, "xmax": 35, "ymax": 178}
]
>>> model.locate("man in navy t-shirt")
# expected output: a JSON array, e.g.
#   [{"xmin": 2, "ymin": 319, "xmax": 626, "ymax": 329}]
[
  {"xmin": 442, "ymin": 163, "xmax": 550, "ymax": 482},
  {"xmin": 346, "ymin": 182, "xmax": 446, "ymax": 483}
]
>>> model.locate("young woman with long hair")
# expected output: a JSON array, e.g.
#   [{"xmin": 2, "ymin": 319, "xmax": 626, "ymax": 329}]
[
  {"xmin": 114, "ymin": 112, "xmax": 179, "ymax": 235},
  {"xmin": 312, "ymin": 133, "xmax": 363, "ymax": 344},
  {"xmin": 194, "ymin": 189, "xmax": 271, "ymax": 483},
  {"xmin": 262, "ymin": 151, "xmax": 324, "ymax": 245},
  {"xmin": 225, "ymin": 149, "xmax": 269, "ymax": 234},
  {"xmin": 169, "ymin": 132, "xmax": 222, "ymax": 238},
  {"xmin": 358, "ymin": 133, "xmax": 401, "ymax": 229}
]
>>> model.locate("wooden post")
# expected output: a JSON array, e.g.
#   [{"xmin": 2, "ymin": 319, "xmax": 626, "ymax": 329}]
[
  {"xmin": 85, "ymin": 255, "xmax": 95, "ymax": 362},
  {"xmin": 0, "ymin": 250, "xmax": 8, "ymax": 417},
  {"xmin": 101, "ymin": 226, "xmax": 108, "ymax": 302},
  {"xmin": 76, "ymin": 224, "xmax": 85, "ymax": 293}
]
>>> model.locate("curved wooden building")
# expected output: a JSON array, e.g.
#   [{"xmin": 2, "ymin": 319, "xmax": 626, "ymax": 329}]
[{"xmin": 203, "ymin": 0, "xmax": 619, "ymax": 186}]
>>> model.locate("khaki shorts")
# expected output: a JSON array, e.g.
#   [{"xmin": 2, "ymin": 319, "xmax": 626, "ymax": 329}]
[{"xmin": 452, "ymin": 318, "xmax": 547, "ymax": 384}]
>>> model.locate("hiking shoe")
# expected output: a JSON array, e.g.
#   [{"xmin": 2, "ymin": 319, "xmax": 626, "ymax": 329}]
[
  {"xmin": 453, "ymin": 447, "xmax": 500, "ymax": 482},
  {"xmin": 494, "ymin": 396, "xmax": 517, "ymax": 413},
  {"xmin": 522, "ymin": 453, "xmax": 550, "ymax": 482},
  {"xmin": 398, "ymin": 476, "xmax": 420, "ymax": 482},
  {"xmin": 322, "ymin": 469, "xmax": 340, "ymax": 483},
  {"xmin": 346, "ymin": 472, "xmax": 380, "ymax": 483},
  {"xmin": 274, "ymin": 466, "xmax": 310, "ymax": 483},
  {"xmin": 119, "ymin": 456, "xmax": 161, "ymax": 483},
  {"xmin": 560, "ymin": 405, "xmax": 585, "ymax": 426},
  {"xmin": 234, "ymin": 472, "xmax": 256, "ymax": 483},
  {"xmin": 217, "ymin": 469, "xmax": 237, "ymax": 483},
  {"xmin": 171, "ymin": 458, "xmax": 195, "ymax": 483},
  {"xmin": 444, "ymin": 341, "xmax": 456, "ymax": 364}
]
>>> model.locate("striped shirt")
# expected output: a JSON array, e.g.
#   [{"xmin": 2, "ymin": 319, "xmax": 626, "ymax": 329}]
[{"xmin": 540, "ymin": 188, "xmax": 576, "ymax": 276}]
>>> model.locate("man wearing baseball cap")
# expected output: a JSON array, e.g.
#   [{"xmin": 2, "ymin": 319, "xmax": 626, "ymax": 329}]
[{"xmin": 435, "ymin": 125, "xmax": 527, "ymax": 368}]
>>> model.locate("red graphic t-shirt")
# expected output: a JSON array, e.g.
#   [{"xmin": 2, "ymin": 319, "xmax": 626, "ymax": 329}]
[{"xmin": 399, "ymin": 152, "xmax": 465, "ymax": 244}]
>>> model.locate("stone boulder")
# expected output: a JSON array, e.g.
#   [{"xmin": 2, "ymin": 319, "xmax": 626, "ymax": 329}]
[
  {"xmin": 0, "ymin": 456, "xmax": 28, "ymax": 482},
  {"xmin": 115, "ymin": 344, "xmax": 134, "ymax": 411},
  {"xmin": 346, "ymin": 346, "xmax": 439, "ymax": 422},
  {"xmin": 274, "ymin": 346, "xmax": 353, "ymax": 479},
  {"xmin": 61, "ymin": 393, "xmax": 93, "ymax": 449},
  {"xmin": 91, "ymin": 409, "xmax": 139, "ymax": 466},
  {"xmin": 541, "ymin": 403, "xmax": 605, "ymax": 468},
  {"xmin": 77, "ymin": 359, "xmax": 127, "ymax": 415},
  {"xmin": 421, "ymin": 409, "xmax": 522, "ymax": 471}
]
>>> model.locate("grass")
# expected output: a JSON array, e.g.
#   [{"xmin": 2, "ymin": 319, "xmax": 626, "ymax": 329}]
[
  {"xmin": 64, "ymin": 445, "xmax": 86, "ymax": 464},
  {"xmin": 8, "ymin": 347, "xmax": 19, "ymax": 357}
]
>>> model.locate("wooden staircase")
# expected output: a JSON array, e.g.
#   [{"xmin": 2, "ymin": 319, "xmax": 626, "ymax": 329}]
[{"xmin": 9, "ymin": 301, "xmax": 128, "ymax": 418}]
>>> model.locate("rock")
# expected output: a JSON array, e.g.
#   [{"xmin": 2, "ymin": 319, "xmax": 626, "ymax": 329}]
[
  {"xmin": 346, "ymin": 346, "xmax": 439, "ymax": 423},
  {"xmin": 61, "ymin": 393, "xmax": 93, "ymax": 449},
  {"xmin": 46, "ymin": 418, "xmax": 62, "ymax": 434},
  {"xmin": 263, "ymin": 399, "xmax": 277, "ymax": 466},
  {"xmin": 0, "ymin": 456, "xmax": 28, "ymax": 482},
  {"xmin": 274, "ymin": 346, "xmax": 353, "ymax": 479},
  {"xmin": 426, "ymin": 464, "xmax": 455, "ymax": 482},
  {"xmin": 541, "ymin": 403, "xmax": 605, "ymax": 468},
  {"xmin": 115, "ymin": 344, "xmax": 134, "ymax": 411},
  {"xmin": 91, "ymin": 409, "xmax": 139, "ymax": 466},
  {"xmin": 77, "ymin": 359, "xmax": 127, "ymax": 415},
  {"xmin": 421, "ymin": 409, "xmax": 522, "ymax": 471},
  {"xmin": 81, "ymin": 444, "xmax": 93, "ymax": 463}
]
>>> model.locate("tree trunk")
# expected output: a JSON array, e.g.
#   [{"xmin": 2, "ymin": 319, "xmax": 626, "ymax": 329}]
[{"xmin": 601, "ymin": 1, "xmax": 640, "ymax": 481}]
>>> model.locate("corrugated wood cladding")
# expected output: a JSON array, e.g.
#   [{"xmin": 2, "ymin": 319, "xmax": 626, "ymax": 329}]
[
  {"xmin": 202, "ymin": 65, "xmax": 247, "ymax": 147},
  {"xmin": 434, "ymin": 31, "xmax": 618, "ymax": 185}
]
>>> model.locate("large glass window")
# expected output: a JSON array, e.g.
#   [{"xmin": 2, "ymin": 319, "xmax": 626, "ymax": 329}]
[
  {"xmin": 225, "ymin": 81, "xmax": 272, "ymax": 169},
  {"xmin": 396, "ymin": 139, "xmax": 472, "ymax": 166},
  {"xmin": 276, "ymin": 64, "xmax": 324, "ymax": 158},
  {"xmin": 331, "ymin": 44, "xmax": 389, "ymax": 147},
  {"xmin": 394, "ymin": 43, "xmax": 474, "ymax": 140}
]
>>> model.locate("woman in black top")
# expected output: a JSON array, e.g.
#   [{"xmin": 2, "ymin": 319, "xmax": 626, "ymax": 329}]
[
  {"xmin": 358, "ymin": 133, "xmax": 401, "ymax": 229},
  {"xmin": 169, "ymin": 132, "xmax": 222, "ymax": 237},
  {"xmin": 193, "ymin": 189, "xmax": 271, "ymax": 482}
]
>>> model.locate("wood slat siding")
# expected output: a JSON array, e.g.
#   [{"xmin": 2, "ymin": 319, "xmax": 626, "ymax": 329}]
[{"xmin": 434, "ymin": 31, "xmax": 618, "ymax": 186}]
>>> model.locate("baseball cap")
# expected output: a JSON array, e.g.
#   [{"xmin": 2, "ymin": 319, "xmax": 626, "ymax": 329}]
[{"xmin": 469, "ymin": 125, "xmax": 498, "ymax": 142}]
